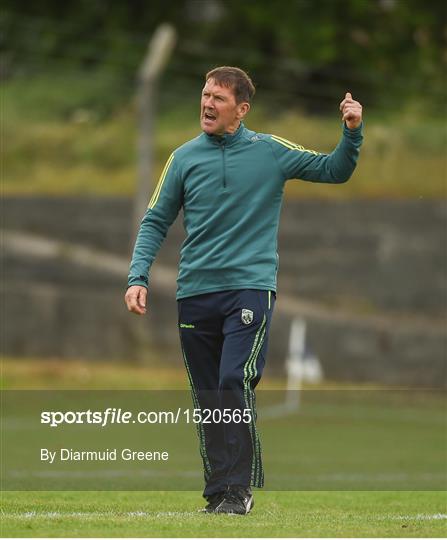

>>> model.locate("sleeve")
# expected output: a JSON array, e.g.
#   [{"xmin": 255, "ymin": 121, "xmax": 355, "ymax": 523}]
[
  {"xmin": 127, "ymin": 152, "xmax": 183, "ymax": 288},
  {"xmin": 270, "ymin": 123, "xmax": 363, "ymax": 183}
]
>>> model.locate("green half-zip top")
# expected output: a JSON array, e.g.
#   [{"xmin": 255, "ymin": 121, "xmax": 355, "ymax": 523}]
[{"xmin": 128, "ymin": 122, "xmax": 363, "ymax": 299}]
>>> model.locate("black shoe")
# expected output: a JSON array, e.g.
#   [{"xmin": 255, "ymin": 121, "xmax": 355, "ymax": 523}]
[
  {"xmin": 215, "ymin": 486, "xmax": 254, "ymax": 515},
  {"xmin": 202, "ymin": 491, "xmax": 226, "ymax": 513}
]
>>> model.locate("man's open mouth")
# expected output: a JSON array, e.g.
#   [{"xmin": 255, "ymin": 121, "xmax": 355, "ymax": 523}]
[{"xmin": 203, "ymin": 111, "xmax": 216, "ymax": 121}]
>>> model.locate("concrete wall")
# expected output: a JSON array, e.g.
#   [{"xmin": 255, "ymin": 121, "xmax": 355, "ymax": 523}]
[{"xmin": 2, "ymin": 196, "xmax": 446, "ymax": 386}]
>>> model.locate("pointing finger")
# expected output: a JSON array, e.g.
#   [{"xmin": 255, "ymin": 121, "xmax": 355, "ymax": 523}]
[{"xmin": 340, "ymin": 92, "xmax": 355, "ymax": 111}]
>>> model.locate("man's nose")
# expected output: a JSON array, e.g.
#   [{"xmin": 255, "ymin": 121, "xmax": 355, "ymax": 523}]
[{"xmin": 203, "ymin": 96, "xmax": 214, "ymax": 108}]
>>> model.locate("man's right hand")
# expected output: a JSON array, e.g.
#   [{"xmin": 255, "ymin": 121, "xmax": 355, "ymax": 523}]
[{"xmin": 125, "ymin": 285, "xmax": 147, "ymax": 315}]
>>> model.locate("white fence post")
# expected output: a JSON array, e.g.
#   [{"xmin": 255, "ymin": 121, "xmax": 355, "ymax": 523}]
[{"xmin": 134, "ymin": 24, "xmax": 177, "ymax": 239}]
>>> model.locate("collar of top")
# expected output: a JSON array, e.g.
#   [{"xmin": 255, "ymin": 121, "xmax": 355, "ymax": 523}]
[{"xmin": 204, "ymin": 122, "xmax": 245, "ymax": 146}]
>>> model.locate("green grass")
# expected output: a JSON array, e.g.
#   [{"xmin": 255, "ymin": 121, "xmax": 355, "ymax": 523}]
[
  {"xmin": 1, "ymin": 490, "xmax": 446, "ymax": 537},
  {"xmin": 0, "ymin": 357, "xmax": 289, "ymax": 390},
  {"xmin": 3, "ymin": 71, "xmax": 446, "ymax": 199},
  {"xmin": 1, "ymin": 358, "xmax": 446, "ymax": 537},
  {"xmin": 0, "ymin": 357, "xmax": 190, "ymax": 390}
]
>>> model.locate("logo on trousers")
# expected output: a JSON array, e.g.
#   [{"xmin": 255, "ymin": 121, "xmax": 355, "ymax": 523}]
[{"xmin": 241, "ymin": 309, "xmax": 254, "ymax": 325}]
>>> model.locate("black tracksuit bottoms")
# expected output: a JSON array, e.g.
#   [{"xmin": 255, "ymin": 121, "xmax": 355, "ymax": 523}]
[{"xmin": 177, "ymin": 289, "xmax": 275, "ymax": 498}]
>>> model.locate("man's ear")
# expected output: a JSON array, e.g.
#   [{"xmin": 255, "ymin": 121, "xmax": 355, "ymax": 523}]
[{"xmin": 237, "ymin": 102, "xmax": 250, "ymax": 119}]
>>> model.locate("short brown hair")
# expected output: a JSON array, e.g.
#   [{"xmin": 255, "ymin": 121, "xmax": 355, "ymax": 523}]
[{"xmin": 205, "ymin": 66, "xmax": 255, "ymax": 104}]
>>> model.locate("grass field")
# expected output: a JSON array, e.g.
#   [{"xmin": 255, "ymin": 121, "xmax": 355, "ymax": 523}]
[
  {"xmin": 1, "ymin": 490, "xmax": 446, "ymax": 537},
  {"xmin": 3, "ymin": 70, "xmax": 446, "ymax": 199},
  {"xmin": 1, "ymin": 359, "xmax": 446, "ymax": 537}
]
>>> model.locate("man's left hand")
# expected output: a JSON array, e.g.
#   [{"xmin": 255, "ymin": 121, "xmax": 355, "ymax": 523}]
[{"xmin": 339, "ymin": 92, "xmax": 362, "ymax": 129}]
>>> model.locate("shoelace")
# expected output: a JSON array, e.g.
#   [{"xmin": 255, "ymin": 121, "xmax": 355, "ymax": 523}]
[
  {"xmin": 225, "ymin": 487, "xmax": 248, "ymax": 505},
  {"xmin": 208, "ymin": 492, "xmax": 224, "ymax": 505}
]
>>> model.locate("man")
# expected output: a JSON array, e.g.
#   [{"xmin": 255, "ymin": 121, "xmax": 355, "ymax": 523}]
[{"xmin": 125, "ymin": 66, "xmax": 363, "ymax": 514}]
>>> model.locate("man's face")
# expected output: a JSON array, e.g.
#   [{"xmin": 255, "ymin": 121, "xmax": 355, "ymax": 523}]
[{"xmin": 200, "ymin": 78, "xmax": 249, "ymax": 135}]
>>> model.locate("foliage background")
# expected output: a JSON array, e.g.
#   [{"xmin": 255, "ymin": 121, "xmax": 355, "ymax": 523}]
[
  {"xmin": 2, "ymin": 0, "xmax": 446, "ymax": 197},
  {"xmin": 3, "ymin": 0, "xmax": 446, "ymax": 109}
]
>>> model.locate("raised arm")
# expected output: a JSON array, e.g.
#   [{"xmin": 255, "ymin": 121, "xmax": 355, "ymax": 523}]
[{"xmin": 270, "ymin": 93, "xmax": 363, "ymax": 184}]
